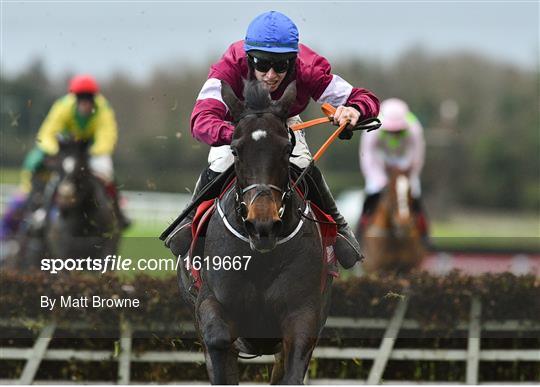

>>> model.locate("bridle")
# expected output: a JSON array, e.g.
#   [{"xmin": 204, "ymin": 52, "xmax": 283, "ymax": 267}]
[
  {"xmin": 232, "ymin": 103, "xmax": 383, "ymax": 224},
  {"xmin": 235, "ymin": 183, "xmax": 290, "ymax": 221},
  {"xmin": 232, "ymin": 112, "xmax": 295, "ymax": 222}
]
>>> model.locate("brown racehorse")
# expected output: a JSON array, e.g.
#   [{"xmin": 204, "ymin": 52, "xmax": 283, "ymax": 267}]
[{"xmin": 362, "ymin": 166, "xmax": 425, "ymax": 273}]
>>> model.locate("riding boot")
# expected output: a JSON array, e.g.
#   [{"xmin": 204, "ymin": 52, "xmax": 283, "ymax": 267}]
[
  {"xmin": 105, "ymin": 182, "xmax": 131, "ymax": 230},
  {"xmin": 357, "ymin": 192, "xmax": 381, "ymax": 237},
  {"xmin": 307, "ymin": 166, "xmax": 363, "ymax": 269},
  {"xmin": 412, "ymin": 198, "xmax": 432, "ymax": 249},
  {"xmin": 166, "ymin": 166, "xmax": 220, "ymax": 257}
]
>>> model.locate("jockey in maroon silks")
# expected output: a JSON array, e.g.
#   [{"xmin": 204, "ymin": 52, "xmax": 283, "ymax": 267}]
[{"xmin": 166, "ymin": 11, "xmax": 379, "ymax": 269}]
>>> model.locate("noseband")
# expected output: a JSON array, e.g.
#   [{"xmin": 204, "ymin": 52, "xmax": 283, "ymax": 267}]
[{"xmin": 235, "ymin": 182, "xmax": 291, "ymax": 221}]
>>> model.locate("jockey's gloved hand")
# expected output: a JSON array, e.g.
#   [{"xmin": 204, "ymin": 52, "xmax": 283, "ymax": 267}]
[
  {"xmin": 333, "ymin": 106, "xmax": 360, "ymax": 140},
  {"xmin": 338, "ymin": 127, "xmax": 354, "ymax": 140}
]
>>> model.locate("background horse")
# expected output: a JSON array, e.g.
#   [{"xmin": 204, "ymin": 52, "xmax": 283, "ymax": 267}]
[
  {"xmin": 175, "ymin": 81, "xmax": 334, "ymax": 384},
  {"xmin": 3, "ymin": 165, "xmax": 54, "ymax": 268},
  {"xmin": 361, "ymin": 166, "xmax": 425, "ymax": 274},
  {"xmin": 7, "ymin": 139, "xmax": 121, "ymax": 269},
  {"xmin": 44, "ymin": 139, "xmax": 121, "ymax": 263}
]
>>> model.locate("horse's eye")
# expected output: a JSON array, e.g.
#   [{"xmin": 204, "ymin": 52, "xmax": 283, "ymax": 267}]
[{"xmin": 231, "ymin": 147, "xmax": 238, "ymax": 157}]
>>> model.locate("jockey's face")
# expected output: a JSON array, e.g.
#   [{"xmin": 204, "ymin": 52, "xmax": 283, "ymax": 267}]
[
  {"xmin": 77, "ymin": 99, "xmax": 95, "ymax": 117},
  {"xmin": 254, "ymin": 67, "xmax": 287, "ymax": 93}
]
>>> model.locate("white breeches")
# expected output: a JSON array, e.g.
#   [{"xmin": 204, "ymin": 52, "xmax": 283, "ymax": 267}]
[{"xmin": 89, "ymin": 155, "xmax": 114, "ymax": 182}]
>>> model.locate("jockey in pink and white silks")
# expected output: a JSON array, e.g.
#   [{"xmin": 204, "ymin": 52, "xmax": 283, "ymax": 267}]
[
  {"xmin": 359, "ymin": 98, "xmax": 429, "ymax": 240},
  {"xmin": 165, "ymin": 11, "xmax": 380, "ymax": 269}
]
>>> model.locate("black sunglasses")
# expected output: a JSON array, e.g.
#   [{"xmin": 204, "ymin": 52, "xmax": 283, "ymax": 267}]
[{"xmin": 248, "ymin": 55, "xmax": 291, "ymax": 73}]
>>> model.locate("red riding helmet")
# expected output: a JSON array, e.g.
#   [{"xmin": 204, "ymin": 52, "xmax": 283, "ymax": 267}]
[{"xmin": 68, "ymin": 75, "xmax": 99, "ymax": 95}]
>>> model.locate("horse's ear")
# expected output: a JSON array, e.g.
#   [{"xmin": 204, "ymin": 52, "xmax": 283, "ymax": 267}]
[
  {"xmin": 274, "ymin": 81, "xmax": 296, "ymax": 119},
  {"xmin": 221, "ymin": 81, "xmax": 244, "ymax": 121}
]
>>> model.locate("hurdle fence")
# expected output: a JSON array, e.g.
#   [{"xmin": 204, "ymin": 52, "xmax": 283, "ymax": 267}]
[{"xmin": 1, "ymin": 296, "xmax": 539, "ymax": 384}]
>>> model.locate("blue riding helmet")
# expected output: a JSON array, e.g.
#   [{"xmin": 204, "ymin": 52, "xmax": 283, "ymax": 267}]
[{"xmin": 244, "ymin": 11, "xmax": 299, "ymax": 53}]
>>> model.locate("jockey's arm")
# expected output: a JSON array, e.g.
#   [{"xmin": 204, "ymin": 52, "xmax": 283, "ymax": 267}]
[
  {"xmin": 408, "ymin": 114, "xmax": 425, "ymax": 176},
  {"xmin": 310, "ymin": 54, "xmax": 379, "ymax": 127},
  {"xmin": 35, "ymin": 99, "xmax": 68, "ymax": 155},
  {"xmin": 190, "ymin": 79, "xmax": 235, "ymax": 146},
  {"xmin": 90, "ymin": 104, "xmax": 118, "ymax": 155}
]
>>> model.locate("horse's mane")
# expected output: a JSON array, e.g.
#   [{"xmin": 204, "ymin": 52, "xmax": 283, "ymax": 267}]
[{"xmin": 243, "ymin": 80, "xmax": 272, "ymax": 112}]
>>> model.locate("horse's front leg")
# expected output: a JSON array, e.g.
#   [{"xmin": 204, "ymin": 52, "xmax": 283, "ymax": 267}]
[
  {"xmin": 279, "ymin": 308, "xmax": 319, "ymax": 384},
  {"xmin": 203, "ymin": 347, "xmax": 239, "ymax": 385},
  {"xmin": 197, "ymin": 296, "xmax": 238, "ymax": 384}
]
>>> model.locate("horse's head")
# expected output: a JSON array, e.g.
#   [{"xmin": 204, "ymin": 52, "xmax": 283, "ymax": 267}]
[
  {"xmin": 54, "ymin": 138, "xmax": 92, "ymax": 210},
  {"xmin": 221, "ymin": 80, "xmax": 296, "ymax": 253},
  {"xmin": 386, "ymin": 166, "xmax": 415, "ymax": 238}
]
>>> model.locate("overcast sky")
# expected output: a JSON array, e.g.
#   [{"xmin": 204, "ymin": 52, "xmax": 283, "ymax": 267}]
[{"xmin": 2, "ymin": 1, "xmax": 538, "ymax": 81}]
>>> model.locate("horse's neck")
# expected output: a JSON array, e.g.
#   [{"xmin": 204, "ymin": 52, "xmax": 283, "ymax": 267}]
[
  {"xmin": 371, "ymin": 196, "xmax": 390, "ymax": 227},
  {"xmin": 381, "ymin": 175, "xmax": 416, "ymax": 232},
  {"xmin": 61, "ymin": 176, "xmax": 105, "ymax": 216},
  {"xmin": 394, "ymin": 175, "xmax": 411, "ymax": 218}
]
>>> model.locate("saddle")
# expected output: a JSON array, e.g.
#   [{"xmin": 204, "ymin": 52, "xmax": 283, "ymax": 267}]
[{"xmin": 160, "ymin": 165, "xmax": 235, "ymax": 241}]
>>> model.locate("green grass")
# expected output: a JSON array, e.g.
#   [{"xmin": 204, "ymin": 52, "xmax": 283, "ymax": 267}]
[
  {"xmin": 122, "ymin": 210, "xmax": 539, "ymax": 252},
  {"xmin": 118, "ymin": 221, "xmax": 175, "ymax": 278},
  {"xmin": 116, "ymin": 209, "xmax": 539, "ymax": 282},
  {"xmin": 4, "ymin": 165, "xmax": 537, "ymax": 271},
  {"xmin": 431, "ymin": 210, "xmax": 539, "ymax": 251},
  {"xmin": 431, "ymin": 210, "xmax": 539, "ymax": 238}
]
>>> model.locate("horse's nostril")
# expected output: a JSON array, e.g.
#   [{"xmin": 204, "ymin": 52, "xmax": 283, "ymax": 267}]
[
  {"xmin": 272, "ymin": 219, "xmax": 283, "ymax": 235},
  {"xmin": 259, "ymin": 224, "xmax": 271, "ymax": 238},
  {"xmin": 245, "ymin": 218, "xmax": 281, "ymax": 239},
  {"xmin": 244, "ymin": 219, "xmax": 257, "ymax": 236}
]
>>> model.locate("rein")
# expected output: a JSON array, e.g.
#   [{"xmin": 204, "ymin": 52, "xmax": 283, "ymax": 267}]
[
  {"xmin": 219, "ymin": 189, "xmax": 311, "ymax": 245},
  {"xmin": 285, "ymin": 103, "xmax": 382, "ymax": 203},
  {"xmin": 236, "ymin": 103, "xmax": 382, "ymax": 224},
  {"xmin": 235, "ymin": 183, "xmax": 288, "ymax": 221},
  {"xmin": 290, "ymin": 103, "xmax": 382, "ymax": 135}
]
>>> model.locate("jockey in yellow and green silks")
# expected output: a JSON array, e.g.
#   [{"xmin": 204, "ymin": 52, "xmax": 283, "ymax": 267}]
[
  {"xmin": 20, "ymin": 75, "xmax": 118, "ymax": 192},
  {"xmin": 1, "ymin": 75, "xmax": 128, "ymax": 241}
]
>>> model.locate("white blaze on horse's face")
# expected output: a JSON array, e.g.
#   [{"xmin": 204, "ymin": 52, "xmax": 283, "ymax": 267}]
[
  {"xmin": 251, "ymin": 129, "xmax": 267, "ymax": 142},
  {"xmin": 396, "ymin": 175, "xmax": 410, "ymax": 218},
  {"xmin": 63, "ymin": 157, "xmax": 76, "ymax": 174}
]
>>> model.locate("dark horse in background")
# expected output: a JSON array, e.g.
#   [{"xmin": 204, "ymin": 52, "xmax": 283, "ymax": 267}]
[
  {"xmin": 11, "ymin": 139, "xmax": 121, "ymax": 269},
  {"xmin": 361, "ymin": 166, "xmax": 425, "ymax": 274},
  {"xmin": 175, "ymin": 81, "xmax": 334, "ymax": 384}
]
